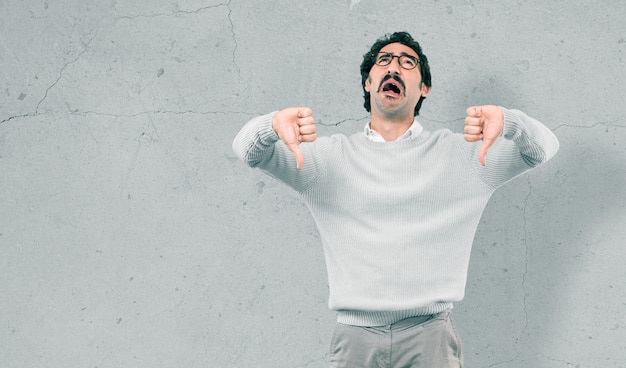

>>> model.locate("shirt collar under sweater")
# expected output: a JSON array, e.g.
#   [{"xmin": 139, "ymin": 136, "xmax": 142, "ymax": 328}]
[{"xmin": 364, "ymin": 119, "xmax": 424, "ymax": 142}]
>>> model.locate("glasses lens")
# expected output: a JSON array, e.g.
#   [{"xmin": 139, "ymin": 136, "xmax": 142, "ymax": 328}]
[
  {"xmin": 376, "ymin": 53, "xmax": 392, "ymax": 66},
  {"xmin": 400, "ymin": 55, "xmax": 418, "ymax": 69}
]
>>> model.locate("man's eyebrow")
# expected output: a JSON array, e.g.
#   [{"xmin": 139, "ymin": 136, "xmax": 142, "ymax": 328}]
[{"xmin": 378, "ymin": 51, "xmax": 418, "ymax": 58}]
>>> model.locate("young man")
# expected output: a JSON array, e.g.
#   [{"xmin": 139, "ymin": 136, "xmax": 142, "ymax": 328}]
[{"xmin": 232, "ymin": 32, "xmax": 559, "ymax": 367}]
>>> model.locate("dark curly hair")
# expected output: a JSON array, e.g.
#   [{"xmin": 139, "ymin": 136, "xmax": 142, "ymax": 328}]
[{"xmin": 360, "ymin": 32, "xmax": 432, "ymax": 116}]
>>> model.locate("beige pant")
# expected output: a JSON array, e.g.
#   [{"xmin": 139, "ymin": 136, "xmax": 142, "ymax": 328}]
[{"xmin": 328, "ymin": 310, "xmax": 463, "ymax": 368}]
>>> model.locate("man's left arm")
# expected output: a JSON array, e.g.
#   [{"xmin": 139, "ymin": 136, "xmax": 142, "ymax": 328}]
[{"xmin": 464, "ymin": 105, "xmax": 560, "ymax": 186}]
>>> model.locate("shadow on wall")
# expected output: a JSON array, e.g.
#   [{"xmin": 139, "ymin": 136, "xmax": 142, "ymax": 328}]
[
  {"xmin": 461, "ymin": 116, "xmax": 625, "ymax": 365},
  {"xmin": 531, "ymin": 123, "xmax": 625, "ymax": 362}
]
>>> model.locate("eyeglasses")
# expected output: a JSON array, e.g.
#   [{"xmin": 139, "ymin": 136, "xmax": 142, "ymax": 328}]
[{"xmin": 374, "ymin": 52, "xmax": 420, "ymax": 70}]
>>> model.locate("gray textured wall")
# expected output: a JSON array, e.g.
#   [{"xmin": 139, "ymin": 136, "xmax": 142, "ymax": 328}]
[{"xmin": 1, "ymin": 0, "xmax": 625, "ymax": 367}]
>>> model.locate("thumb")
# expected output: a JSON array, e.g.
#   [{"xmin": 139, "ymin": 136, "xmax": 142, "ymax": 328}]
[
  {"xmin": 287, "ymin": 142, "xmax": 304, "ymax": 170},
  {"xmin": 478, "ymin": 138, "xmax": 495, "ymax": 166}
]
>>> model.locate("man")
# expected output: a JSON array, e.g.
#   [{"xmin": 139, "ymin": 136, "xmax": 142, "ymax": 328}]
[{"xmin": 232, "ymin": 31, "xmax": 559, "ymax": 367}]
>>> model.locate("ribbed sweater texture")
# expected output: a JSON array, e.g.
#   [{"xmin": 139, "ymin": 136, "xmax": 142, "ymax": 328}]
[{"xmin": 232, "ymin": 108, "xmax": 559, "ymax": 326}]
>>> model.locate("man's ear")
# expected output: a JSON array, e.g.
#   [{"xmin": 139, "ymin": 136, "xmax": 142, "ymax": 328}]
[
  {"xmin": 364, "ymin": 77, "xmax": 371, "ymax": 93},
  {"xmin": 421, "ymin": 83, "xmax": 431, "ymax": 97}
]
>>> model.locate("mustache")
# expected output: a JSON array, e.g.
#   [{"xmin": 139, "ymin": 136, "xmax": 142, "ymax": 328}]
[{"xmin": 377, "ymin": 74, "xmax": 406, "ymax": 92}]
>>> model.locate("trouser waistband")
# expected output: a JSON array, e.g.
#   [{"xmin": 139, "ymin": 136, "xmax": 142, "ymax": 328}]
[{"xmin": 389, "ymin": 309, "xmax": 450, "ymax": 329}]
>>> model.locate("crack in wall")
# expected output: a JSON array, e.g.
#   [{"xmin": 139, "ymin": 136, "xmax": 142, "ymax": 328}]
[
  {"xmin": 553, "ymin": 119, "xmax": 626, "ymax": 131},
  {"xmin": 518, "ymin": 175, "xmax": 532, "ymax": 344},
  {"xmin": 492, "ymin": 175, "xmax": 533, "ymax": 367},
  {"xmin": 114, "ymin": 3, "xmax": 228, "ymax": 20},
  {"xmin": 484, "ymin": 358, "xmax": 517, "ymax": 368},
  {"xmin": 317, "ymin": 115, "xmax": 369, "ymax": 127},
  {"xmin": 1, "ymin": 113, "xmax": 36, "ymax": 125},
  {"xmin": 34, "ymin": 26, "xmax": 100, "ymax": 114},
  {"xmin": 420, "ymin": 115, "xmax": 466, "ymax": 125},
  {"xmin": 483, "ymin": 175, "xmax": 534, "ymax": 368},
  {"xmin": 1, "ymin": 2, "xmax": 244, "ymax": 125},
  {"xmin": 1, "ymin": 109, "xmax": 258, "ymax": 125},
  {"xmin": 114, "ymin": 0, "xmax": 246, "ymax": 101},
  {"xmin": 0, "ymin": 23, "xmax": 101, "ymax": 124},
  {"xmin": 297, "ymin": 356, "xmax": 327, "ymax": 367},
  {"xmin": 225, "ymin": 0, "xmax": 238, "ymax": 70},
  {"xmin": 114, "ymin": 1, "xmax": 243, "ymax": 86},
  {"xmin": 545, "ymin": 355, "xmax": 586, "ymax": 367},
  {"xmin": 225, "ymin": 0, "xmax": 247, "ymax": 97},
  {"xmin": 69, "ymin": 109, "xmax": 259, "ymax": 118}
]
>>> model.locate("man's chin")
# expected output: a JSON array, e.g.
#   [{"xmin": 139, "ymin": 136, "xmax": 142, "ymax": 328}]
[
  {"xmin": 379, "ymin": 98, "xmax": 406, "ymax": 111},
  {"xmin": 378, "ymin": 106, "xmax": 413, "ymax": 120}
]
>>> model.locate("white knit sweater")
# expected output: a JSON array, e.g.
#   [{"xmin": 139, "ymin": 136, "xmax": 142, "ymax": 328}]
[{"xmin": 232, "ymin": 108, "xmax": 559, "ymax": 326}]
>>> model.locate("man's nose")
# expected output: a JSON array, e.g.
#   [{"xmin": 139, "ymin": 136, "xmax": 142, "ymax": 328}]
[{"xmin": 386, "ymin": 58, "xmax": 401, "ymax": 74}]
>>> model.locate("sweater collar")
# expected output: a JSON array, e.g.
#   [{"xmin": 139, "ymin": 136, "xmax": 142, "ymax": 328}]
[{"xmin": 364, "ymin": 119, "xmax": 424, "ymax": 142}]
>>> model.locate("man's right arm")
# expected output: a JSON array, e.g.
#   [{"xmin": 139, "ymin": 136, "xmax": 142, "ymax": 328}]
[
  {"xmin": 232, "ymin": 107, "xmax": 324, "ymax": 192},
  {"xmin": 232, "ymin": 111, "xmax": 282, "ymax": 168}
]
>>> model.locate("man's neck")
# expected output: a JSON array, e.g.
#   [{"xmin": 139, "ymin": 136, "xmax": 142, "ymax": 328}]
[{"xmin": 369, "ymin": 114, "xmax": 415, "ymax": 141}]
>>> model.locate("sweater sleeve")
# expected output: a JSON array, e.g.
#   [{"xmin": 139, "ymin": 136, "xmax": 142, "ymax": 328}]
[
  {"xmin": 232, "ymin": 112, "xmax": 329, "ymax": 192},
  {"xmin": 463, "ymin": 107, "xmax": 560, "ymax": 189}
]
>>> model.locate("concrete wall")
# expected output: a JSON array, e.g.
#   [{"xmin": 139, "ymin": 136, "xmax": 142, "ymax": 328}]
[{"xmin": 1, "ymin": 0, "xmax": 624, "ymax": 367}]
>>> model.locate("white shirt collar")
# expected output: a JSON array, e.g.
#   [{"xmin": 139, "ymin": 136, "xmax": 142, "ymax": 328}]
[{"xmin": 364, "ymin": 120, "xmax": 424, "ymax": 142}]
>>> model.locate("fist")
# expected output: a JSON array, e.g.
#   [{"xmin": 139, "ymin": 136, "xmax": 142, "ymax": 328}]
[
  {"xmin": 272, "ymin": 107, "xmax": 316, "ymax": 169},
  {"xmin": 464, "ymin": 105, "xmax": 504, "ymax": 166}
]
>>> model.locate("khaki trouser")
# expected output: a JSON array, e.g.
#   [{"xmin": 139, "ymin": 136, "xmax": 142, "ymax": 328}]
[{"xmin": 328, "ymin": 310, "xmax": 463, "ymax": 368}]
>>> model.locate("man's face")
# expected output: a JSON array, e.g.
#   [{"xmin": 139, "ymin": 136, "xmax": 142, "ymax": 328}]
[{"xmin": 364, "ymin": 42, "xmax": 430, "ymax": 119}]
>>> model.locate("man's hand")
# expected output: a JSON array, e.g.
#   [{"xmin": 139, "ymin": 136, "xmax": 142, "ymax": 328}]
[
  {"xmin": 272, "ymin": 107, "xmax": 317, "ymax": 170},
  {"xmin": 464, "ymin": 105, "xmax": 504, "ymax": 166}
]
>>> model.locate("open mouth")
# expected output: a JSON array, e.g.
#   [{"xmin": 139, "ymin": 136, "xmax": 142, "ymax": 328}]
[
  {"xmin": 379, "ymin": 77, "xmax": 404, "ymax": 97},
  {"xmin": 382, "ymin": 82, "xmax": 402, "ymax": 95}
]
